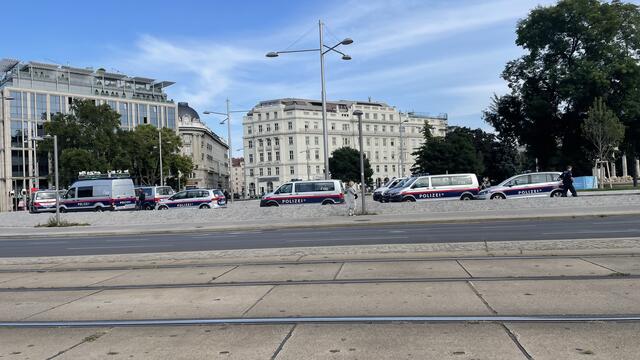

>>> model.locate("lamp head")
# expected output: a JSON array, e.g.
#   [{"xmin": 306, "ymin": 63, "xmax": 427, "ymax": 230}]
[
  {"xmin": 341, "ymin": 38, "xmax": 353, "ymax": 45},
  {"xmin": 341, "ymin": 55, "xmax": 352, "ymax": 61},
  {"xmin": 266, "ymin": 52, "xmax": 279, "ymax": 58},
  {"xmin": 352, "ymin": 110, "xmax": 363, "ymax": 116}
]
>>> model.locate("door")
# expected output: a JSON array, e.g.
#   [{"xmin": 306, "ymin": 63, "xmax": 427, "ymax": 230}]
[
  {"xmin": 272, "ymin": 183, "xmax": 294, "ymax": 204},
  {"xmin": 505, "ymin": 175, "xmax": 531, "ymax": 198},
  {"xmin": 409, "ymin": 177, "xmax": 431, "ymax": 200}
]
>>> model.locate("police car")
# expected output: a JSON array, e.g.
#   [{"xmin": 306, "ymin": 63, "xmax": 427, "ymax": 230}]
[
  {"xmin": 157, "ymin": 189, "xmax": 225, "ymax": 210},
  {"xmin": 388, "ymin": 173, "xmax": 479, "ymax": 202},
  {"xmin": 476, "ymin": 172, "xmax": 563, "ymax": 200},
  {"xmin": 135, "ymin": 186, "xmax": 175, "ymax": 210},
  {"xmin": 29, "ymin": 190, "xmax": 59, "ymax": 213},
  {"xmin": 373, "ymin": 177, "xmax": 406, "ymax": 202},
  {"xmin": 260, "ymin": 180, "xmax": 344, "ymax": 207}
]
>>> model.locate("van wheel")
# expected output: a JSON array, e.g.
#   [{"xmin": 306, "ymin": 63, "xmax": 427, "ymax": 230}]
[
  {"xmin": 460, "ymin": 194, "xmax": 474, "ymax": 201},
  {"xmin": 94, "ymin": 206, "xmax": 104, "ymax": 212},
  {"xmin": 158, "ymin": 205, "xmax": 169, "ymax": 210},
  {"xmin": 199, "ymin": 204, "xmax": 211, "ymax": 209},
  {"xmin": 321, "ymin": 200, "xmax": 335, "ymax": 205},
  {"xmin": 59, "ymin": 207, "xmax": 67, "ymax": 213},
  {"xmin": 267, "ymin": 201, "xmax": 279, "ymax": 207},
  {"xmin": 402, "ymin": 197, "xmax": 416, "ymax": 202},
  {"xmin": 143, "ymin": 204, "xmax": 153, "ymax": 210},
  {"xmin": 551, "ymin": 190, "xmax": 563, "ymax": 197},
  {"xmin": 490, "ymin": 193, "xmax": 506, "ymax": 200}
]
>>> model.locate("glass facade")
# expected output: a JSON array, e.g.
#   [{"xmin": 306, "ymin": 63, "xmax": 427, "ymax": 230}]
[
  {"xmin": 119, "ymin": 102, "xmax": 129, "ymax": 127},
  {"xmin": 50, "ymin": 95, "xmax": 61, "ymax": 114},
  {"xmin": 137, "ymin": 104, "xmax": 148, "ymax": 125},
  {"xmin": 167, "ymin": 107, "xmax": 176, "ymax": 129},
  {"xmin": 150, "ymin": 105, "xmax": 158, "ymax": 126},
  {"xmin": 36, "ymin": 94, "xmax": 46, "ymax": 120}
]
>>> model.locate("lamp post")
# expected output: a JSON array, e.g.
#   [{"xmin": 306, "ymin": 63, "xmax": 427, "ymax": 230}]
[
  {"xmin": 158, "ymin": 129, "xmax": 163, "ymax": 186},
  {"xmin": 266, "ymin": 20, "xmax": 353, "ymax": 180},
  {"xmin": 39, "ymin": 135, "xmax": 59, "ymax": 225},
  {"xmin": 204, "ymin": 100, "xmax": 249, "ymax": 204},
  {"xmin": 1, "ymin": 94, "xmax": 15, "ymax": 212},
  {"xmin": 353, "ymin": 110, "xmax": 366, "ymax": 214},
  {"xmin": 399, "ymin": 118, "xmax": 409, "ymax": 177}
]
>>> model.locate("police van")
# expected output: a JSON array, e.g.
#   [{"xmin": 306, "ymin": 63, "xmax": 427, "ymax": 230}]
[
  {"xmin": 388, "ymin": 173, "xmax": 479, "ymax": 202},
  {"xmin": 373, "ymin": 177, "xmax": 406, "ymax": 202},
  {"xmin": 59, "ymin": 172, "xmax": 136, "ymax": 212},
  {"xmin": 260, "ymin": 180, "xmax": 344, "ymax": 207},
  {"xmin": 476, "ymin": 172, "xmax": 562, "ymax": 200}
]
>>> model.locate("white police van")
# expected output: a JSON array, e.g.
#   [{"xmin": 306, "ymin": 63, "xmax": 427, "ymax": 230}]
[
  {"xmin": 373, "ymin": 177, "xmax": 406, "ymax": 202},
  {"xmin": 260, "ymin": 180, "xmax": 344, "ymax": 207},
  {"xmin": 388, "ymin": 173, "xmax": 479, "ymax": 202},
  {"xmin": 59, "ymin": 172, "xmax": 136, "ymax": 212},
  {"xmin": 476, "ymin": 172, "xmax": 562, "ymax": 200}
]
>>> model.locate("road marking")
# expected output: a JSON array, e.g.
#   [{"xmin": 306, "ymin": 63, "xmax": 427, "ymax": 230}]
[
  {"xmin": 105, "ymin": 238, "xmax": 151, "ymax": 243},
  {"xmin": 66, "ymin": 244, "xmax": 174, "ymax": 250},
  {"xmin": 285, "ymin": 236, "xmax": 409, "ymax": 243},
  {"xmin": 543, "ymin": 229, "xmax": 640, "ymax": 235},
  {"xmin": 388, "ymin": 230, "xmax": 406, "ymax": 234}
]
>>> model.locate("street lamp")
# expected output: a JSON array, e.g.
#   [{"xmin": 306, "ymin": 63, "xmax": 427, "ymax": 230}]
[
  {"xmin": 300, "ymin": 147, "xmax": 320, "ymax": 180},
  {"xmin": 40, "ymin": 135, "xmax": 60, "ymax": 226},
  {"xmin": 158, "ymin": 129, "xmax": 163, "ymax": 187},
  {"xmin": 353, "ymin": 110, "xmax": 366, "ymax": 214},
  {"xmin": 266, "ymin": 20, "xmax": 353, "ymax": 180},
  {"xmin": 399, "ymin": 118, "xmax": 409, "ymax": 177},
  {"xmin": 204, "ymin": 99, "xmax": 250, "ymax": 204}
]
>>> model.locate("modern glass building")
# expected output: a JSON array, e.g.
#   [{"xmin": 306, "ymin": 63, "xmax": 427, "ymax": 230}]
[{"xmin": 0, "ymin": 59, "xmax": 178, "ymax": 211}]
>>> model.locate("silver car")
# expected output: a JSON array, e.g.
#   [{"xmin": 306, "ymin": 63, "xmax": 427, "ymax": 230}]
[{"xmin": 477, "ymin": 172, "xmax": 563, "ymax": 200}]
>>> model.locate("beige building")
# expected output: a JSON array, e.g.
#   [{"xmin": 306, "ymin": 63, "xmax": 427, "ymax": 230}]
[
  {"xmin": 231, "ymin": 157, "xmax": 245, "ymax": 198},
  {"xmin": 242, "ymin": 98, "xmax": 447, "ymax": 196},
  {"xmin": 0, "ymin": 59, "xmax": 177, "ymax": 212},
  {"xmin": 177, "ymin": 102, "xmax": 229, "ymax": 190}
]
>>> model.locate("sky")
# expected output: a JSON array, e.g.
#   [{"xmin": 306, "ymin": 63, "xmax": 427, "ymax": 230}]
[{"xmin": 2, "ymin": 0, "xmax": 567, "ymax": 157}]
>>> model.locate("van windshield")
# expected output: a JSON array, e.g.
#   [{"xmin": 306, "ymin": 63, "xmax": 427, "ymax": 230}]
[
  {"xmin": 393, "ymin": 177, "xmax": 414, "ymax": 188},
  {"xmin": 35, "ymin": 192, "xmax": 57, "ymax": 200}
]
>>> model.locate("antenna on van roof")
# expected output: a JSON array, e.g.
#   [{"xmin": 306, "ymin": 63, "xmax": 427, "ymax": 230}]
[{"xmin": 78, "ymin": 170, "xmax": 130, "ymax": 180}]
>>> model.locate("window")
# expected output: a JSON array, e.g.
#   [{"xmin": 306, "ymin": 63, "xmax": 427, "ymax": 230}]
[
  {"xmin": 77, "ymin": 186, "xmax": 93, "ymax": 198},
  {"xmin": 275, "ymin": 167, "xmax": 280, "ymax": 175},
  {"xmin": 390, "ymin": 139, "xmax": 395, "ymax": 146},
  {"xmin": 150, "ymin": 105, "xmax": 158, "ymax": 126},
  {"xmin": 258, "ymin": 125, "xmax": 263, "ymax": 133},
  {"xmin": 266, "ymin": 139, "xmax": 272, "ymax": 146},
  {"xmin": 392, "ymin": 165, "xmax": 396, "ymax": 172},
  {"xmin": 137, "ymin": 104, "xmax": 148, "ymax": 124},
  {"xmin": 314, "ymin": 122, "xmax": 319, "ymax": 129},
  {"xmin": 249, "ymin": 169, "xmax": 254, "ymax": 176},
  {"xmin": 383, "ymin": 138, "xmax": 387, "ymax": 146},
  {"xmin": 451, "ymin": 175, "xmax": 473, "ymax": 186},
  {"xmin": 384, "ymin": 165, "xmax": 388, "ymax": 172},
  {"xmin": 365, "ymin": 113, "xmax": 370, "ymax": 119},
  {"xmin": 288, "ymin": 121, "xmax": 293, "ymax": 130},
  {"xmin": 431, "ymin": 176, "xmax": 452, "ymax": 187},
  {"xmin": 266, "ymin": 124, "xmax": 271, "ymax": 132},
  {"xmin": 288, "ymin": 137, "xmax": 294, "ymax": 145},
  {"xmin": 390, "ymin": 126, "xmax": 394, "ymax": 132},
  {"xmin": 258, "ymin": 113, "xmax": 262, "ymax": 120},
  {"xmin": 373, "ymin": 113, "xmax": 378, "ymax": 120},
  {"xmin": 259, "ymin": 168, "xmax": 264, "ymax": 176},
  {"xmin": 366, "ymin": 138, "xmax": 371, "ymax": 146},
  {"xmin": 375, "ymin": 138, "xmax": 379, "ymax": 146},
  {"xmin": 248, "ymin": 140, "xmax": 253, "ymax": 149},
  {"xmin": 259, "ymin": 153, "xmax": 264, "ymax": 162},
  {"xmin": 331, "ymin": 123, "xmax": 336, "ymax": 130},
  {"xmin": 531, "ymin": 174, "xmax": 548, "ymax": 184},
  {"xmin": 119, "ymin": 103, "xmax": 129, "ymax": 127},
  {"xmin": 375, "ymin": 151, "xmax": 379, "ymax": 159},
  {"xmin": 374, "ymin": 125, "xmax": 378, "ymax": 132},
  {"xmin": 266, "ymin": 112, "xmax": 270, "ymax": 120},
  {"xmin": 382, "ymin": 125, "xmax": 386, "ymax": 132},
  {"xmin": 274, "ymin": 112, "xmax": 278, "ymax": 119},
  {"xmin": 267, "ymin": 152, "xmax": 272, "ymax": 161},
  {"xmin": 277, "ymin": 183, "xmax": 293, "ymax": 194},
  {"xmin": 248, "ymin": 154, "xmax": 254, "ymax": 163},
  {"xmin": 50, "ymin": 95, "xmax": 61, "ymax": 114},
  {"xmin": 290, "ymin": 166, "xmax": 295, "ymax": 175},
  {"xmin": 247, "ymin": 126, "xmax": 252, "ymax": 134},
  {"xmin": 314, "ymin": 137, "xmax": 319, "ymax": 145},
  {"xmin": 289, "ymin": 151, "xmax": 294, "ymax": 160},
  {"xmin": 316, "ymin": 165, "xmax": 320, "ymax": 174},
  {"xmin": 412, "ymin": 177, "xmax": 430, "ymax": 188},
  {"xmin": 267, "ymin": 168, "xmax": 272, "ymax": 176},
  {"xmin": 258, "ymin": 139, "xmax": 263, "ymax": 147},
  {"xmin": 305, "ymin": 122, "xmax": 309, "ymax": 130},
  {"xmin": 35, "ymin": 94, "xmax": 46, "ymax": 120},
  {"xmin": 382, "ymin": 114, "xmax": 386, "ymax": 120},
  {"xmin": 315, "ymin": 150, "xmax": 320, "ymax": 160},
  {"xmin": 332, "ymin": 137, "xmax": 337, "ymax": 145},
  {"xmin": 376, "ymin": 165, "xmax": 380, "ymax": 172},
  {"xmin": 547, "ymin": 174, "xmax": 560, "ymax": 182},
  {"xmin": 389, "ymin": 114, "xmax": 394, "ymax": 120},
  {"xmin": 305, "ymin": 136, "xmax": 310, "ymax": 145},
  {"xmin": 508, "ymin": 175, "xmax": 530, "ymax": 186},
  {"xmin": 274, "ymin": 138, "xmax": 280, "ymax": 146},
  {"xmin": 275, "ymin": 151, "xmax": 280, "ymax": 161},
  {"xmin": 274, "ymin": 123, "xmax": 279, "ymax": 131},
  {"xmin": 366, "ymin": 125, "xmax": 370, "ymax": 131}
]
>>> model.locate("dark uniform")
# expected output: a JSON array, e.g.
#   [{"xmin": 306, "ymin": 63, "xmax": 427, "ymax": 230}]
[{"xmin": 561, "ymin": 169, "xmax": 578, "ymax": 197}]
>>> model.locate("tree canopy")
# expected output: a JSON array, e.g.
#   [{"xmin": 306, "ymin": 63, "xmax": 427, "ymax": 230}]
[
  {"xmin": 41, "ymin": 100, "xmax": 193, "ymax": 187},
  {"xmin": 581, "ymin": 97, "xmax": 625, "ymax": 163},
  {"xmin": 483, "ymin": 0, "xmax": 640, "ymax": 174},
  {"xmin": 329, "ymin": 147, "xmax": 373, "ymax": 185}
]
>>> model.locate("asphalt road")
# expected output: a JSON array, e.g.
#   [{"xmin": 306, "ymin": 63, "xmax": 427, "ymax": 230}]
[{"xmin": 1, "ymin": 215, "xmax": 639, "ymax": 257}]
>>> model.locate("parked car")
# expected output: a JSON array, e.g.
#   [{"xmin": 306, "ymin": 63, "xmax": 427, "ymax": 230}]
[
  {"xmin": 157, "ymin": 189, "xmax": 225, "ymax": 210},
  {"xmin": 476, "ymin": 172, "xmax": 563, "ymax": 200},
  {"xmin": 373, "ymin": 177, "xmax": 406, "ymax": 202},
  {"xmin": 29, "ymin": 190, "xmax": 59, "ymax": 213},
  {"xmin": 260, "ymin": 180, "xmax": 344, "ymax": 207},
  {"xmin": 135, "ymin": 186, "xmax": 175, "ymax": 210},
  {"xmin": 59, "ymin": 178, "xmax": 136, "ymax": 212},
  {"xmin": 388, "ymin": 173, "xmax": 480, "ymax": 202},
  {"xmin": 382, "ymin": 177, "xmax": 415, "ymax": 203}
]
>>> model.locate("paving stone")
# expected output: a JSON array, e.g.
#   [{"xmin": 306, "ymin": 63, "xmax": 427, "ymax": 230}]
[
  {"xmin": 0, "ymin": 328, "xmax": 99, "ymax": 359},
  {"xmin": 0, "ymin": 290, "xmax": 95, "ymax": 321},
  {"xmin": 586, "ymin": 256, "xmax": 640, "ymax": 275},
  {"xmin": 337, "ymin": 260, "xmax": 468, "ymax": 279},
  {"xmin": 0, "ymin": 270, "xmax": 128, "ymax": 288},
  {"xmin": 98, "ymin": 266, "xmax": 235, "ymax": 286},
  {"xmin": 214, "ymin": 263, "xmax": 341, "ymax": 283},
  {"xmin": 459, "ymin": 258, "xmax": 613, "ymax": 277}
]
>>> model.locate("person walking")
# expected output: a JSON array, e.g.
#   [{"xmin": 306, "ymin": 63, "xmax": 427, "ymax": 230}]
[
  {"xmin": 561, "ymin": 165, "xmax": 578, "ymax": 197},
  {"xmin": 345, "ymin": 181, "xmax": 358, "ymax": 216}
]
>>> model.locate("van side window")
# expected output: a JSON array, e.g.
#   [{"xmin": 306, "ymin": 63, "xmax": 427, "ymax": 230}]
[
  {"xmin": 199, "ymin": 190, "xmax": 209, "ymax": 198},
  {"xmin": 173, "ymin": 191, "xmax": 187, "ymax": 200},
  {"xmin": 451, "ymin": 175, "xmax": 473, "ymax": 186},
  {"xmin": 314, "ymin": 182, "xmax": 335, "ymax": 191},
  {"xmin": 77, "ymin": 186, "xmax": 93, "ymax": 198},
  {"xmin": 412, "ymin": 178, "xmax": 430, "ymax": 188},
  {"xmin": 530, "ymin": 174, "xmax": 547, "ymax": 184},
  {"xmin": 511, "ymin": 175, "xmax": 530, "ymax": 186},
  {"xmin": 65, "ymin": 188, "xmax": 76, "ymax": 199},
  {"xmin": 277, "ymin": 183, "xmax": 293, "ymax": 194},
  {"xmin": 431, "ymin": 177, "xmax": 451, "ymax": 187},
  {"xmin": 296, "ymin": 183, "xmax": 315, "ymax": 193},
  {"xmin": 186, "ymin": 190, "xmax": 199, "ymax": 198},
  {"xmin": 547, "ymin": 174, "xmax": 559, "ymax": 182}
]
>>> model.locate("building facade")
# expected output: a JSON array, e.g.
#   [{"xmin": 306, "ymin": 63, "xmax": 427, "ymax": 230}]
[
  {"xmin": 231, "ymin": 157, "xmax": 245, "ymax": 198},
  {"xmin": 177, "ymin": 102, "xmax": 229, "ymax": 190},
  {"xmin": 0, "ymin": 59, "xmax": 178, "ymax": 212},
  {"xmin": 242, "ymin": 98, "xmax": 447, "ymax": 197}
]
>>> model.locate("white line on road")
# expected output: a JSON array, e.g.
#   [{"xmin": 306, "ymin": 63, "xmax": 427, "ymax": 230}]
[
  {"xmin": 285, "ymin": 236, "xmax": 409, "ymax": 243},
  {"xmin": 105, "ymin": 238, "xmax": 151, "ymax": 243},
  {"xmin": 543, "ymin": 229, "xmax": 640, "ymax": 235},
  {"xmin": 66, "ymin": 244, "xmax": 175, "ymax": 250}
]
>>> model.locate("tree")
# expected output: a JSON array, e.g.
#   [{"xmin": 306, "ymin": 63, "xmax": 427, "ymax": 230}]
[
  {"xmin": 329, "ymin": 147, "xmax": 373, "ymax": 185},
  {"xmin": 411, "ymin": 125, "xmax": 484, "ymax": 176},
  {"xmin": 483, "ymin": 0, "xmax": 640, "ymax": 174},
  {"xmin": 582, "ymin": 98, "xmax": 625, "ymax": 184}
]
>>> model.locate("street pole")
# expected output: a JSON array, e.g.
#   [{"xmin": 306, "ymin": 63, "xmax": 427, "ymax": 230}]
[
  {"xmin": 319, "ymin": 20, "xmax": 330, "ymax": 180},
  {"xmin": 307, "ymin": 149, "xmax": 311, "ymax": 180},
  {"xmin": 226, "ymin": 98, "xmax": 233, "ymax": 204},
  {"xmin": 53, "ymin": 135, "xmax": 60, "ymax": 226},
  {"xmin": 158, "ymin": 129, "xmax": 163, "ymax": 186},
  {"xmin": 399, "ymin": 124, "xmax": 405, "ymax": 177},
  {"xmin": 354, "ymin": 110, "xmax": 366, "ymax": 214}
]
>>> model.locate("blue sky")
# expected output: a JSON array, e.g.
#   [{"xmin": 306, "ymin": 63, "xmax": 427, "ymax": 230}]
[{"xmin": 3, "ymin": 0, "xmax": 569, "ymax": 156}]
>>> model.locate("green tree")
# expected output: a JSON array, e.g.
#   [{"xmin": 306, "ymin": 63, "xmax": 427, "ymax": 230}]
[
  {"xmin": 581, "ymin": 97, "xmax": 625, "ymax": 170},
  {"xmin": 411, "ymin": 125, "xmax": 484, "ymax": 176},
  {"xmin": 483, "ymin": 0, "xmax": 640, "ymax": 174},
  {"xmin": 329, "ymin": 147, "xmax": 373, "ymax": 185}
]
